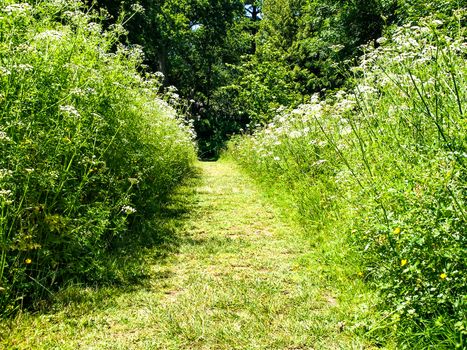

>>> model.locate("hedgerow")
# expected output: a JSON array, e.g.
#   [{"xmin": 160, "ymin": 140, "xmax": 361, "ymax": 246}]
[
  {"xmin": 0, "ymin": 0, "xmax": 196, "ymax": 315},
  {"xmin": 228, "ymin": 12, "xmax": 466, "ymax": 348}
]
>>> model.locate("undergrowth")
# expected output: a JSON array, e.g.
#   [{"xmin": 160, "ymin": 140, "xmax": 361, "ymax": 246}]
[
  {"xmin": 0, "ymin": 0, "xmax": 196, "ymax": 316},
  {"xmin": 228, "ymin": 11, "xmax": 467, "ymax": 348}
]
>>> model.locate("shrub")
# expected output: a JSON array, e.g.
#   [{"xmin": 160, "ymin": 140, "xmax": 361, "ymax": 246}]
[{"xmin": 0, "ymin": 0, "xmax": 196, "ymax": 315}]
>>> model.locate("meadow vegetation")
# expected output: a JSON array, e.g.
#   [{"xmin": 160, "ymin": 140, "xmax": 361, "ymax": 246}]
[
  {"xmin": 0, "ymin": 0, "xmax": 196, "ymax": 316},
  {"xmin": 228, "ymin": 11, "xmax": 467, "ymax": 348},
  {"xmin": 0, "ymin": 0, "xmax": 465, "ymax": 349}
]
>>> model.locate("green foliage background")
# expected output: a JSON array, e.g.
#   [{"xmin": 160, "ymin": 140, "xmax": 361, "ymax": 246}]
[{"xmin": 86, "ymin": 0, "xmax": 465, "ymax": 157}]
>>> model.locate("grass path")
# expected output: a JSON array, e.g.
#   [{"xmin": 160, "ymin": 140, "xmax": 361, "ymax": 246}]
[{"xmin": 1, "ymin": 161, "xmax": 375, "ymax": 349}]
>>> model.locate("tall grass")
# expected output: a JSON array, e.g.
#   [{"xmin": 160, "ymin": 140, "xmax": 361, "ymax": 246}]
[
  {"xmin": 0, "ymin": 0, "xmax": 196, "ymax": 315},
  {"xmin": 228, "ymin": 13, "xmax": 466, "ymax": 348}
]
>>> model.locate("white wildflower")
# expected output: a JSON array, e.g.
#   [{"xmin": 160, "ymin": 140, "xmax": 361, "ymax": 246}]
[
  {"xmin": 130, "ymin": 3, "xmax": 145, "ymax": 13},
  {"xmin": 356, "ymin": 84, "xmax": 378, "ymax": 95},
  {"xmin": 303, "ymin": 103, "xmax": 323, "ymax": 115},
  {"xmin": 3, "ymin": 3, "xmax": 32, "ymax": 14},
  {"xmin": 85, "ymin": 87, "xmax": 97, "ymax": 95},
  {"xmin": 337, "ymin": 98, "xmax": 356, "ymax": 111},
  {"xmin": 408, "ymin": 38, "xmax": 419, "ymax": 47},
  {"xmin": 0, "ymin": 189, "xmax": 12, "ymax": 198},
  {"xmin": 0, "ymin": 67, "xmax": 11, "ymax": 76},
  {"xmin": 335, "ymin": 90, "xmax": 347, "ymax": 99},
  {"xmin": 313, "ymin": 159, "xmax": 327, "ymax": 166},
  {"xmin": 340, "ymin": 126, "xmax": 352, "ymax": 136},
  {"xmin": 87, "ymin": 22, "xmax": 102, "ymax": 33},
  {"xmin": 13, "ymin": 64, "xmax": 33, "ymax": 72},
  {"xmin": 318, "ymin": 141, "xmax": 327, "ymax": 147},
  {"xmin": 15, "ymin": 44, "xmax": 35, "ymax": 53},
  {"xmin": 0, "ymin": 131, "xmax": 11, "ymax": 142},
  {"xmin": 329, "ymin": 44, "xmax": 344, "ymax": 52},
  {"xmin": 35, "ymin": 30, "xmax": 64, "ymax": 41},
  {"xmin": 0, "ymin": 169, "xmax": 13, "ymax": 180},
  {"xmin": 59, "ymin": 105, "xmax": 81, "ymax": 119},
  {"xmin": 290, "ymin": 108, "xmax": 302, "ymax": 116},
  {"xmin": 310, "ymin": 94, "xmax": 320, "ymax": 104},
  {"xmin": 109, "ymin": 23, "xmax": 128, "ymax": 36},
  {"xmin": 70, "ymin": 88, "xmax": 85, "ymax": 96},
  {"xmin": 289, "ymin": 130, "xmax": 302, "ymax": 139},
  {"xmin": 121, "ymin": 205, "xmax": 136, "ymax": 214}
]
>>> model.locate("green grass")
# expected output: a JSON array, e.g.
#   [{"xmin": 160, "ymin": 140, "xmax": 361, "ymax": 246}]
[{"xmin": 0, "ymin": 161, "xmax": 379, "ymax": 349}]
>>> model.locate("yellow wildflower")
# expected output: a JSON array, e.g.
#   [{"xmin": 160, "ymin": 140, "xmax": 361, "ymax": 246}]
[
  {"xmin": 357, "ymin": 272, "xmax": 364, "ymax": 277},
  {"xmin": 25, "ymin": 258, "xmax": 32, "ymax": 264},
  {"xmin": 400, "ymin": 259, "xmax": 408, "ymax": 267},
  {"xmin": 393, "ymin": 227, "xmax": 401, "ymax": 235},
  {"xmin": 440, "ymin": 273, "xmax": 447, "ymax": 279}
]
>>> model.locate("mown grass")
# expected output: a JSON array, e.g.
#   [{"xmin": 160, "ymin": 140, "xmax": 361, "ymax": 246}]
[{"xmin": 1, "ymin": 161, "xmax": 381, "ymax": 349}]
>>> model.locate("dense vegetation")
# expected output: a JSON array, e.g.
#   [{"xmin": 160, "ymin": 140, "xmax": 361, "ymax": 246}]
[
  {"xmin": 1, "ymin": 0, "xmax": 466, "ymax": 348},
  {"xmin": 0, "ymin": 0, "xmax": 196, "ymax": 315},
  {"xmin": 229, "ymin": 7, "xmax": 467, "ymax": 349},
  {"xmin": 88, "ymin": 0, "xmax": 465, "ymax": 157}
]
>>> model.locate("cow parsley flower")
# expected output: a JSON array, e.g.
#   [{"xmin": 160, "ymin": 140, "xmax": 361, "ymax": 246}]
[
  {"xmin": 121, "ymin": 205, "xmax": 136, "ymax": 214},
  {"xmin": 0, "ymin": 131, "xmax": 11, "ymax": 142},
  {"xmin": 35, "ymin": 30, "xmax": 64, "ymax": 41},
  {"xmin": 59, "ymin": 105, "xmax": 81, "ymax": 119},
  {"xmin": 3, "ymin": 3, "xmax": 32, "ymax": 15}
]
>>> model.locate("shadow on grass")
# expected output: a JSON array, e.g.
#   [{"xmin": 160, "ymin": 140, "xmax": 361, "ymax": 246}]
[{"xmin": 29, "ymin": 166, "xmax": 205, "ymax": 313}]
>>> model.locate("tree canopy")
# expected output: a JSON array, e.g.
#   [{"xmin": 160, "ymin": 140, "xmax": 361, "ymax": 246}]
[{"xmin": 90, "ymin": 0, "xmax": 464, "ymax": 157}]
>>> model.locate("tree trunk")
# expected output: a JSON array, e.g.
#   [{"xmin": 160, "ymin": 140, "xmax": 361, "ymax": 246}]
[{"xmin": 157, "ymin": 45, "xmax": 168, "ymax": 85}]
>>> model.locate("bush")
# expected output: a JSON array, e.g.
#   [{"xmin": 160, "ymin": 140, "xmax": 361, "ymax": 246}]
[
  {"xmin": 228, "ymin": 12, "xmax": 467, "ymax": 348},
  {"xmin": 0, "ymin": 0, "xmax": 196, "ymax": 315}
]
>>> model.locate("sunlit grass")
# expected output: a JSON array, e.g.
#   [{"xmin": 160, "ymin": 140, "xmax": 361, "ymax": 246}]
[{"xmin": 0, "ymin": 161, "xmax": 379, "ymax": 349}]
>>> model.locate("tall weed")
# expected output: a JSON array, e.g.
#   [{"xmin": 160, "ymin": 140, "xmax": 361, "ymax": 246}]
[
  {"xmin": 228, "ymin": 12, "xmax": 466, "ymax": 348},
  {"xmin": 0, "ymin": 0, "xmax": 196, "ymax": 315}
]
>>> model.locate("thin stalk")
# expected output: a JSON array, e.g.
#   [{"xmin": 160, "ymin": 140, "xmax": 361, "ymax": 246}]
[
  {"xmin": 449, "ymin": 66, "xmax": 464, "ymax": 119},
  {"xmin": 407, "ymin": 69, "xmax": 453, "ymax": 151}
]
